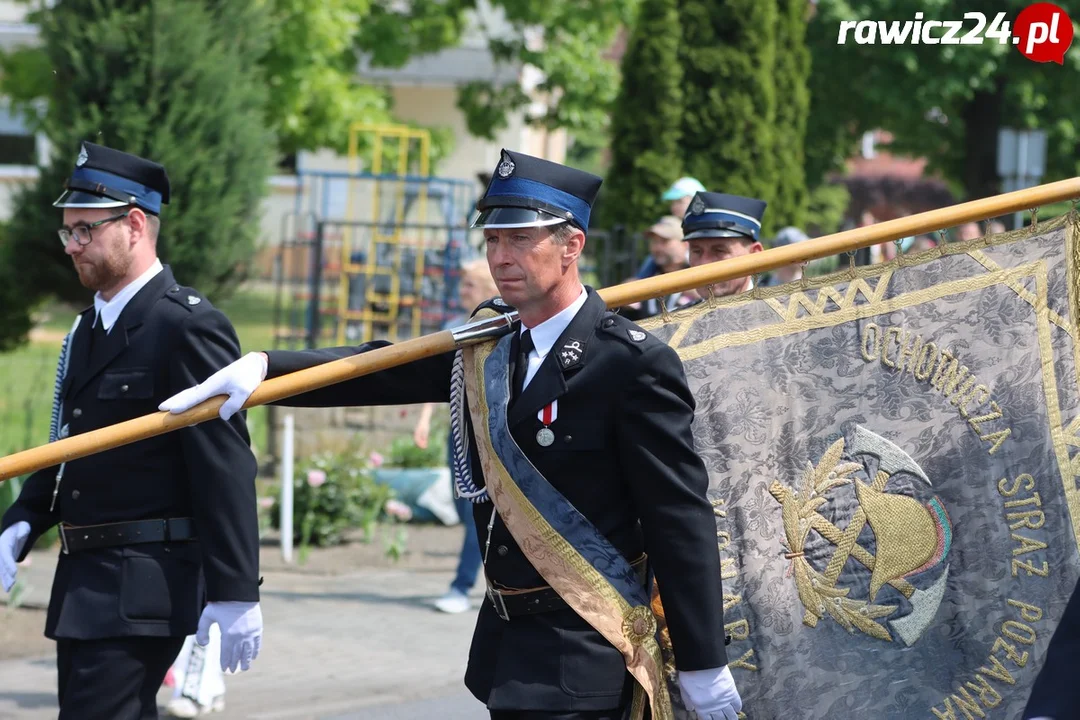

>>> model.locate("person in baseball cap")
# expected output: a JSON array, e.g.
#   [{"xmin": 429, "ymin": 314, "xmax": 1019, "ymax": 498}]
[{"xmin": 661, "ymin": 176, "xmax": 707, "ymax": 218}]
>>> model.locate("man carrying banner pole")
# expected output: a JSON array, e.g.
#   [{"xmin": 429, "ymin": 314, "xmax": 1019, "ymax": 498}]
[{"xmin": 160, "ymin": 150, "xmax": 741, "ymax": 720}]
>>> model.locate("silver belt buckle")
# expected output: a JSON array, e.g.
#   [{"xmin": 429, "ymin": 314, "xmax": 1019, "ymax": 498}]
[
  {"xmin": 487, "ymin": 585, "xmax": 510, "ymax": 621},
  {"xmin": 59, "ymin": 525, "xmax": 70, "ymax": 555}
]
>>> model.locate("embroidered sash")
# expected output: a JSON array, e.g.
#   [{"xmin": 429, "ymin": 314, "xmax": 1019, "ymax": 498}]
[{"xmin": 461, "ymin": 309, "xmax": 673, "ymax": 720}]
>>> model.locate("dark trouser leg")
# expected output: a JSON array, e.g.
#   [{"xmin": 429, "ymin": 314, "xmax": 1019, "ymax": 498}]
[
  {"xmin": 451, "ymin": 494, "xmax": 482, "ymax": 594},
  {"xmin": 56, "ymin": 636, "xmax": 185, "ymax": 720},
  {"xmin": 489, "ymin": 709, "xmax": 629, "ymax": 720}
]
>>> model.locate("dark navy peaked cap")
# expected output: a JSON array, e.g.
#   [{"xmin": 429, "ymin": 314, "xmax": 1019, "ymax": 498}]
[
  {"xmin": 471, "ymin": 149, "xmax": 602, "ymax": 232},
  {"xmin": 682, "ymin": 191, "xmax": 767, "ymax": 242},
  {"xmin": 54, "ymin": 141, "xmax": 171, "ymax": 215}
]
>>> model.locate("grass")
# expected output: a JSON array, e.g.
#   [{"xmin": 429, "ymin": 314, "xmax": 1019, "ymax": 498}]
[{"xmin": 0, "ymin": 285, "xmax": 278, "ymax": 477}]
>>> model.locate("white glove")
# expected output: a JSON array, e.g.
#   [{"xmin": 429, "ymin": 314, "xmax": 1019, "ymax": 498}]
[
  {"xmin": 159, "ymin": 351, "xmax": 267, "ymax": 421},
  {"xmin": 678, "ymin": 665, "xmax": 742, "ymax": 720},
  {"xmin": 197, "ymin": 601, "xmax": 262, "ymax": 673},
  {"xmin": 0, "ymin": 522, "xmax": 31, "ymax": 592}
]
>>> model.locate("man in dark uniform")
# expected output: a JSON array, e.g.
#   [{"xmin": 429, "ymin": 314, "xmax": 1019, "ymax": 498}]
[
  {"xmin": 160, "ymin": 149, "xmax": 742, "ymax": 719},
  {"xmin": 1023, "ymin": 577, "xmax": 1080, "ymax": 719},
  {"xmin": 682, "ymin": 191, "xmax": 767, "ymax": 301},
  {"xmin": 0, "ymin": 142, "xmax": 263, "ymax": 719}
]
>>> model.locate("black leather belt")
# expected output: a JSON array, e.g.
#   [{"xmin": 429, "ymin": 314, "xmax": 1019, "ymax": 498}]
[
  {"xmin": 487, "ymin": 554, "xmax": 648, "ymax": 621},
  {"xmin": 59, "ymin": 517, "xmax": 197, "ymax": 554}
]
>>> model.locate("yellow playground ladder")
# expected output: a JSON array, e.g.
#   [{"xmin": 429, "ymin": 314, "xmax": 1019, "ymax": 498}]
[{"xmin": 337, "ymin": 123, "xmax": 431, "ymax": 344}]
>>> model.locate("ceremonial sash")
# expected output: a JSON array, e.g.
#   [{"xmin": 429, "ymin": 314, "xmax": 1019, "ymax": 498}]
[{"xmin": 461, "ymin": 308, "xmax": 673, "ymax": 720}]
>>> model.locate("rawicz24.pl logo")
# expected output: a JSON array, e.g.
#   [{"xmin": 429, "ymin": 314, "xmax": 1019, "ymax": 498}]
[{"xmin": 837, "ymin": 3, "xmax": 1074, "ymax": 64}]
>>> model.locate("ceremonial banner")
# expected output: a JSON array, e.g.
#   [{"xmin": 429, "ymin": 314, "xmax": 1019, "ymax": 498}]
[{"xmin": 640, "ymin": 215, "xmax": 1080, "ymax": 720}]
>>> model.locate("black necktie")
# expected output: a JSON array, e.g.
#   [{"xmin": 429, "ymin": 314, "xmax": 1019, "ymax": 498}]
[
  {"xmin": 89, "ymin": 315, "xmax": 107, "ymax": 354},
  {"xmin": 512, "ymin": 329, "xmax": 534, "ymax": 400}
]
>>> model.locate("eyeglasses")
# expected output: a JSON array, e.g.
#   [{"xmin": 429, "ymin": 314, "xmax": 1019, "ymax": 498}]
[{"xmin": 57, "ymin": 211, "xmax": 130, "ymax": 248}]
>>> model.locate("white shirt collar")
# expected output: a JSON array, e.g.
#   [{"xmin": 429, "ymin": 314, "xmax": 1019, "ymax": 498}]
[
  {"xmin": 94, "ymin": 258, "xmax": 164, "ymax": 332},
  {"xmin": 519, "ymin": 285, "xmax": 588, "ymax": 388}
]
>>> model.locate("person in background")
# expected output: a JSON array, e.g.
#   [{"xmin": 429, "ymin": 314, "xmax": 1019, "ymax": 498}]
[
  {"xmin": 761, "ymin": 226, "xmax": 809, "ymax": 287},
  {"xmin": 956, "ymin": 222, "xmax": 982, "ymax": 242},
  {"xmin": 413, "ymin": 258, "xmax": 500, "ymax": 614},
  {"xmin": 633, "ymin": 177, "xmax": 708, "ymax": 280},
  {"xmin": 683, "ymin": 191, "xmax": 766, "ymax": 300},
  {"xmin": 620, "ymin": 215, "xmax": 698, "ymax": 320}
]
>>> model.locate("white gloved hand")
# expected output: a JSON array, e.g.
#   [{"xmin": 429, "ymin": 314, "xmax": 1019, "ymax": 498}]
[
  {"xmin": 159, "ymin": 351, "xmax": 267, "ymax": 421},
  {"xmin": 0, "ymin": 522, "xmax": 31, "ymax": 592},
  {"xmin": 197, "ymin": 601, "xmax": 262, "ymax": 673},
  {"xmin": 678, "ymin": 665, "xmax": 742, "ymax": 720}
]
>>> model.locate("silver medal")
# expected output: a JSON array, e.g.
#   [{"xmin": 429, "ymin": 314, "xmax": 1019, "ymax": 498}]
[{"xmin": 536, "ymin": 427, "xmax": 555, "ymax": 447}]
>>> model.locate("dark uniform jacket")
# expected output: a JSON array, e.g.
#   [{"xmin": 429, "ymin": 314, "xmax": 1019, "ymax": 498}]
[
  {"xmin": 266, "ymin": 287, "xmax": 727, "ymax": 712},
  {"xmin": 1024, "ymin": 577, "xmax": 1080, "ymax": 718},
  {"xmin": 1, "ymin": 265, "xmax": 260, "ymax": 641}
]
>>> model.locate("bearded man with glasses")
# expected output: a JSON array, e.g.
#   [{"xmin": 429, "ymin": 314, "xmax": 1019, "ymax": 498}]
[{"xmin": 0, "ymin": 141, "xmax": 263, "ymax": 720}]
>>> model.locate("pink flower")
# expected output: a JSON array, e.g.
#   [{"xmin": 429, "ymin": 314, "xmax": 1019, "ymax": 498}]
[
  {"xmin": 384, "ymin": 499, "xmax": 413, "ymax": 521},
  {"xmin": 369, "ymin": 451, "xmax": 384, "ymax": 468},
  {"xmin": 307, "ymin": 469, "xmax": 327, "ymax": 488}
]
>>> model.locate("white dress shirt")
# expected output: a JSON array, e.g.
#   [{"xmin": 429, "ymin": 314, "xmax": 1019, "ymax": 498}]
[
  {"xmin": 519, "ymin": 285, "xmax": 588, "ymax": 389},
  {"xmin": 93, "ymin": 258, "xmax": 164, "ymax": 332}
]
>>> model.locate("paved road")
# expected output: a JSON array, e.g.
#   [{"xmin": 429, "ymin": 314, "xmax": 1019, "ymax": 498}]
[{"xmin": 0, "ymin": 553, "xmax": 490, "ymax": 720}]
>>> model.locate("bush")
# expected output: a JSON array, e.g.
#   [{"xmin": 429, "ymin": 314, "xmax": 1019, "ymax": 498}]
[
  {"xmin": 270, "ymin": 447, "xmax": 395, "ymax": 548},
  {"xmin": 384, "ymin": 434, "xmax": 445, "ymax": 469}
]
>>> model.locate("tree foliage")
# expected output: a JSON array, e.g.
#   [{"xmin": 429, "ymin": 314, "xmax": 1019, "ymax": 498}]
[
  {"xmin": 771, "ymin": 0, "xmax": 812, "ymax": 229},
  {"xmin": 0, "ymin": 0, "xmax": 275, "ymax": 350},
  {"xmin": 600, "ymin": 0, "xmax": 684, "ymax": 231},
  {"xmin": 0, "ymin": 0, "xmax": 459, "ymax": 163},
  {"xmin": 806, "ymin": 0, "xmax": 1080, "ymax": 199},
  {"xmin": 358, "ymin": 0, "xmax": 637, "ymax": 140},
  {"xmin": 679, "ymin": 0, "xmax": 781, "ymax": 237}
]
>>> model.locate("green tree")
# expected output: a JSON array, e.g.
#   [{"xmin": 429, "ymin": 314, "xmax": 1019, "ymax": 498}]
[
  {"xmin": 806, "ymin": 1, "xmax": 1080, "ymax": 201},
  {"xmin": 600, "ymin": 0, "xmax": 684, "ymax": 231},
  {"xmin": 679, "ymin": 0, "xmax": 780, "ymax": 237},
  {"xmin": 771, "ymin": 0, "xmax": 811, "ymax": 231},
  {"xmin": 0, "ymin": 0, "xmax": 454, "ymax": 165},
  {"xmin": 0, "ymin": 0, "xmax": 275, "ymax": 349},
  {"xmin": 359, "ymin": 0, "xmax": 637, "ymax": 141}
]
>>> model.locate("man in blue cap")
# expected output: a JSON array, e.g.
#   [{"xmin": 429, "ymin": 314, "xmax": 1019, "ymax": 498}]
[
  {"xmin": 682, "ymin": 191, "xmax": 767, "ymax": 300},
  {"xmin": 160, "ymin": 149, "xmax": 743, "ymax": 719},
  {"xmin": 0, "ymin": 141, "xmax": 263, "ymax": 719}
]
